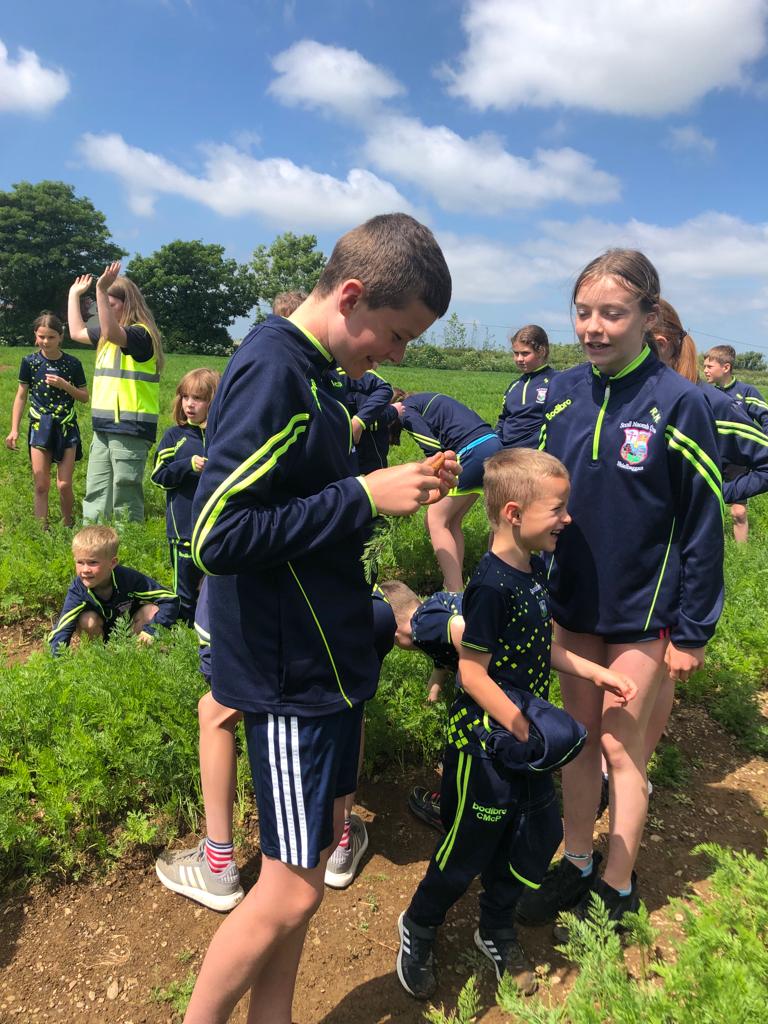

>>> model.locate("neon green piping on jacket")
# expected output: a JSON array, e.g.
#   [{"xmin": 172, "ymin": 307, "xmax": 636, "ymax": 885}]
[
  {"xmin": 716, "ymin": 420, "xmax": 768, "ymax": 446},
  {"xmin": 745, "ymin": 396, "xmax": 768, "ymax": 411},
  {"xmin": 310, "ymin": 379, "xmax": 322, "ymax": 410},
  {"xmin": 436, "ymin": 751, "xmax": 471, "ymax": 870},
  {"xmin": 522, "ymin": 377, "xmax": 530, "ymax": 403},
  {"xmin": 664, "ymin": 426, "xmax": 725, "ymax": 516},
  {"xmin": 422, "ymin": 394, "xmax": 442, "ymax": 416},
  {"xmin": 48, "ymin": 602, "xmax": 87, "ymax": 642},
  {"xmin": 509, "ymin": 864, "xmax": 540, "ymax": 889},
  {"xmin": 643, "ymin": 518, "xmax": 675, "ymax": 631},
  {"xmin": 592, "ymin": 384, "xmax": 611, "ymax": 461},
  {"xmin": 461, "ymin": 640, "xmax": 489, "ymax": 652},
  {"xmin": 335, "ymin": 399, "xmax": 353, "ymax": 453},
  {"xmin": 287, "ymin": 562, "xmax": 351, "ymax": 708},
  {"xmin": 407, "ymin": 430, "xmax": 441, "ymax": 450},
  {"xmin": 191, "ymin": 413, "xmax": 309, "ymax": 570},
  {"xmin": 538, "ymin": 424, "xmax": 547, "ymax": 450}
]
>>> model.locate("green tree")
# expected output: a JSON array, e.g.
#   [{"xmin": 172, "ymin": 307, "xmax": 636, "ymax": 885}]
[
  {"xmin": 0, "ymin": 180, "xmax": 124, "ymax": 344},
  {"xmin": 128, "ymin": 240, "xmax": 255, "ymax": 356},
  {"xmin": 441, "ymin": 311, "xmax": 468, "ymax": 348},
  {"xmin": 250, "ymin": 232, "xmax": 326, "ymax": 322},
  {"xmin": 735, "ymin": 350, "xmax": 767, "ymax": 372}
]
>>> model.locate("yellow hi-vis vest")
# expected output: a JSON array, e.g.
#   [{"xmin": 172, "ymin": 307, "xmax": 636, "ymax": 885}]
[{"xmin": 91, "ymin": 324, "xmax": 160, "ymax": 442}]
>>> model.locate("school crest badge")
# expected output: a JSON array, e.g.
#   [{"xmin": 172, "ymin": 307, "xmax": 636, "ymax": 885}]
[
  {"xmin": 620, "ymin": 428, "xmax": 651, "ymax": 465},
  {"xmin": 535, "ymin": 386, "xmax": 548, "ymax": 404}
]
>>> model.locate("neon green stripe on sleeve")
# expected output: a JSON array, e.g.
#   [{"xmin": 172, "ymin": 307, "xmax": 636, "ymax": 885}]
[{"xmin": 665, "ymin": 427, "xmax": 725, "ymax": 516}]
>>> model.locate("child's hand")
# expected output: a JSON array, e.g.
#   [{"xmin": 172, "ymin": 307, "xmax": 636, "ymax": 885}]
[
  {"xmin": 392, "ymin": 401, "xmax": 405, "ymax": 416},
  {"xmin": 366, "ymin": 460, "xmax": 457, "ymax": 516},
  {"xmin": 136, "ymin": 630, "xmax": 154, "ymax": 646},
  {"xmin": 97, "ymin": 261, "xmax": 122, "ymax": 292},
  {"xmin": 191, "ymin": 455, "xmax": 207, "ymax": 473},
  {"xmin": 427, "ymin": 680, "xmax": 442, "ymax": 702},
  {"xmin": 5, "ymin": 431, "xmax": 18, "ymax": 451},
  {"xmin": 69, "ymin": 274, "xmax": 93, "ymax": 297},
  {"xmin": 45, "ymin": 374, "xmax": 70, "ymax": 392},
  {"xmin": 665, "ymin": 643, "xmax": 705, "ymax": 683},
  {"xmin": 592, "ymin": 667, "xmax": 637, "ymax": 704},
  {"xmin": 422, "ymin": 450, "xmax": 460, "ymax": 505},
  {"xmin": 509, "ymin": 710, "xmax": 530, "ymax": 743}
]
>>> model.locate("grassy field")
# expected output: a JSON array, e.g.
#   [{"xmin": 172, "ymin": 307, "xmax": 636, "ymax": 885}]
[{"xmin": 0, "ymin": 349, "xmax": 766, "ymax": 883}]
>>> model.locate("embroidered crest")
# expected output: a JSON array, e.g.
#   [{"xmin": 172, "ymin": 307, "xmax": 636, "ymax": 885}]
[
  {"xmin": 620, "ymin": 428, "xmax": 651, "ymax": 465},
  {"xmin": 535, "ymin": 386, "xmax": 548, "ymax": 404}
]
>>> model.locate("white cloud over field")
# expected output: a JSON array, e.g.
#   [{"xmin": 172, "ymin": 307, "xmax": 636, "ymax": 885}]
[{"xmin": 0, "ymin": 39, "xmax": 69, "ymax": 114}]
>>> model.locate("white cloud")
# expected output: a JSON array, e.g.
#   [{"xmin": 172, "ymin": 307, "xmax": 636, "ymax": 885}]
[
  {"xmin": 365, "ymin": 115, "xmax": 620, "ymax": 212},
  {"xmin": 79, "ymin": 132, "xmax": 414, "ymax": 228},
  {"xmin": 446, "ymin": 0, "xmax": 768, "ymax": 115},
  {"xmin": 0, "ymin": 39, "xmax": 69, "ymax": 114},
  {"xmin": 665, "ymin": 125, "xmax": 717, "ymax": 157},
  {"xmin": 268, "ymin": 39, "xmax": 405, "ymax": 119},
  {"xmin": 440, "ymin": 213, "xmax": 768, "ymax": 304}
]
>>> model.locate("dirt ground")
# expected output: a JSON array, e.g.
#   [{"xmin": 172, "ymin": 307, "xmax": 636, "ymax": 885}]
[{"xmin": 1, "ymin": 700, "xmax": 766, "ymax": 1024}]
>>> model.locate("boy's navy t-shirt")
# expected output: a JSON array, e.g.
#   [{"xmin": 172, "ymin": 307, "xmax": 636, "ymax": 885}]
[
  {"xmin": 19, "ymin": 351, "xmax": 87, "ymax": 419},
  {"xmin": 451, "ymin": 552, "xmax": 551, "ymax": 758}
]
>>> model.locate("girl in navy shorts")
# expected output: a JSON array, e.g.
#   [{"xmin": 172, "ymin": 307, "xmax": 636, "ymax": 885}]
[
  {"xmin": 6, "ymin": 312, "xmax": 89, "ymax": 527},
  {"xmin": 393, "ymin": 392, "xmax": 502, "ymax": 590}
]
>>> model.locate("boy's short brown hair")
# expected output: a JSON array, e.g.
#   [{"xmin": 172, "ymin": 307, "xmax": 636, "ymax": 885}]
[
  {"xmin": 483, "ymin": 449, "xmax": 569, "ymax": 529},
  {"xmin": 704, "ymin": 345, "xmax": 736, "ymax": 370},
  {"xmin": 314, "ymin": 213, "xmax": 452, "ymax": 318},
  {"xmin": 272, "ymin": 291, "xmax": 307, "ymax": 317},
  {"xmin": 378, "ymin": 580, "xmax": 421, "ymax": 626},
  {"xmin": 72, "ymin": 525, "xmax": 119, "ymax": 560}
]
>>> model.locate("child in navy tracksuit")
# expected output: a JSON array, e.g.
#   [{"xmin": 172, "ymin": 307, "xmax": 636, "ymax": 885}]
[
  {"xmin": 151, "ymin": 368, "xmax": 220, "ymax": 624},
  {"xmin": 396, "ymin": 449, "xmax": 636, "ymax": 1001},
  {"xmin": 343, "ymin": 365, "xmax": 398, "ymax": 473},
  {"xmin": 49, "ymin": 525, "xmax": 179, "ymax": 653},
  {"xmin": 496, "ymin": 325, "xmax": 558, "ymax": 450},
  {"xmin": 702, "ymin": 343, "xmax": 768, "ymax": 543},
  {"xmin": 180, "ymin": 213, "xmax": 455, "ymax": 1024},
  {"xmin": 516, "ymin": 251, "xmax": 724, "ymax": 938},
  {"xmin": 395, "ymin": 392, "xmax": 503, "ymax": 591}
]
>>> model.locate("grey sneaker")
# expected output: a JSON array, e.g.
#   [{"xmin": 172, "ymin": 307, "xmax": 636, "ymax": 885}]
[
  {"xmin": 324, "ymin": 813, "xmax": 369, "ymax": 889},
  {"xmin": 155, "ymin": 840, "xmax": 244, "ymax": 912}
]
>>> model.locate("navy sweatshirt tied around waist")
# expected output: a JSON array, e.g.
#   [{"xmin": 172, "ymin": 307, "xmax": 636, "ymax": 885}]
[
  {"xmin": 190, "ymin": 316, "xmax": 379, "ymax": 718},
  {"xmin": 540, "ymin": 348, "xmax": 724, "ymax": 648}
]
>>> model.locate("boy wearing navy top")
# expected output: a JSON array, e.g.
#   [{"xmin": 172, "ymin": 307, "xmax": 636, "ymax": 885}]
[
  {"xmin": 182, "ymin": 214, "xmax": 456, "ymax": 1024},
  {"xmin": 397, "ymin": 449, "xmax": 636, "ymax": 1002},
  {"xmin": 49, "ymin": 525, "xmax": 179, "ymax": 653},
  {"xmin": 703, "ymin": 343, "xmax": 768, "ymax": 543}
]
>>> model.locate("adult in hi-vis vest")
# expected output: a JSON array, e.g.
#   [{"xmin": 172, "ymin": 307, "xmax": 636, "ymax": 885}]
[{"xmin": 68, "ymin": 263, "xmax": 164, "ymax": 522}]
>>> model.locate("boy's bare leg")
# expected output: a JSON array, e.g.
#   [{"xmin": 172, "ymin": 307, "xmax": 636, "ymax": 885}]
[
  {"xmin": 198, "ymin": 692, "xmax": 242, "ymax": 843},
  {"xmin": 130, "ymin": 603, "xmax": 159, "ymax": 633},
  {"xmin": 731, "ymin": 503, "xmax": 748, "ymax": 543},
  {"xmin": 426, "ymin": 493, "xmax": 476, "ymax": 592},
  {"xmin": 601, "ymin": 640, "xmax": 666, "ymax": 892},
  {"xmin": 643, "ymin": 670, "xmax": 675, "ymax": 764},
  {"xmin": 342, "ymin": 720, "xmax": 365, "ymax": 820},
  {"xmin": 75, "ymin": 610, "xmax": 105, "ymax": 641},
  {"xmin": 56, "ymin": 447, "xmax": 77, "ymax": 526},
  {"xmin": 184, "ymin": 797, "xmax": 345, "ymax": 1024}
]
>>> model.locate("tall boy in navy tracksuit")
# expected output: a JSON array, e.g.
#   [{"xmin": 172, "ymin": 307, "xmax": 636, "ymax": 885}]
[
  {"xmin": 181, "ymin": 213, "xmax": 456, "ymax": 1024},
  {"xmin": 49, "ymin": 525, "xmax": 179, "ymax": 653},
  {"xmin": 703, "ymin": 343, "xmax": 768, "ymax": 543},
  {"xmin": 396, "ymin": 449, "xmax": 637, "ymax": 1002}
]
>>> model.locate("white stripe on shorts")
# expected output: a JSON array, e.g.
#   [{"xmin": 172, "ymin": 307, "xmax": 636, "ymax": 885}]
[
  {"xmin": 290, "ymin": 717, "xmax": 309, "ymax": 868},
  {"xmin": 278, "ymin": 716, "xmax": 300, "ymax": 865},
  {"xmin": 267, "ymin": 714, "xmax": 288, "ymax": 861}
]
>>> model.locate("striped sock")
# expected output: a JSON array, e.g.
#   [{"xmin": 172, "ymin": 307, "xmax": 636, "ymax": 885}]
[
  {"xmin": 338, "ymin": 819, "xmax": 352, "ymax": 850},
  {"xmin": 205, "ymin": 837, "xmax": 234, "ymax": 874}
]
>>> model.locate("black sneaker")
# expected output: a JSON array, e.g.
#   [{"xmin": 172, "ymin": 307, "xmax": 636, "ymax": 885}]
[
  {"xmin": 515, "ymin": 851, "xmax": 603, "ymax": 926},
  {"xmin": 397, "ymin": 911, "xmax": 437, "ymax": 1000},
  {"xmin": 474, "ymin": 927, "xmax": 537, "ymax": 995},
  {"xmin": 408, "ymin": 786, "xmax": 445, "ymax": 833},
  {"xmin": 553, "ymin": 872, "xmax": 640, "ymax": 943},
  {"xmin": 596, "ymin": 774, "xmax": 610, "ymax": 819}
]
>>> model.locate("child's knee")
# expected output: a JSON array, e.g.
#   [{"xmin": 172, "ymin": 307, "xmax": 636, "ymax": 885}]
[
  {"xmin": 730, "ymin": 504, "xmax": 747, "ymax": 526},
  {"xmin": 131, "ymin": 603, "xmax": 159, "ymax": 633},
  {"xmin": 601, "ymin": 731, "xmax": 642, "ymax": 769},
  {"xmin": 198, "ymin": 691, "xmax": 241, "ymax": 732},
  {"xmin": 33, "ymin": 477, "xmax": 50, "ymax": 497},
  {"xmin": 76, "ymin": 610, "xmax": 104, "ymax": 638},
  {"xmin": 56, "ymin": 476, "xmax": 73, "ymax": 495}
]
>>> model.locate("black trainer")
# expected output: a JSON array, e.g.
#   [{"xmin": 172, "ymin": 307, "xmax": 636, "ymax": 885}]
[
  {"xmin": 515, "ymin": 851, "xmax": 603, "ymax": 926},
  {"xmin": 553, "ymin": 872, "xmax": 640, "ymax": 943},
  {"xmin": 596, "ymin": 773, "xmax": 610, "ymax": 819},
  {"xmin": 397, "ymin": 911, "xmax": 437, "ymax": 1000},
  {"xmin": 474, "ymin": 927, "xmax": 537, "ymax": 995},
  {"xmin": 408, "ymin": 786, "xmax": 445, "ymax": 833}
]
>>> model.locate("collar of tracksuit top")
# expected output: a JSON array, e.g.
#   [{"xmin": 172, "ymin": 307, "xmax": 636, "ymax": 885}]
[
  {"xmin": 190, "ymin": 315, "xmax": 380, "ymax": 718},
  {"xmin": 541, "ymin": 345, "xmax": 724, "ymax": 649}
]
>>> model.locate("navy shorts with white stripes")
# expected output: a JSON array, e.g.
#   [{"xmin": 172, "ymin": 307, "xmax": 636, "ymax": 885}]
[{"xmin": 243, "ymin": 702, "xmax": 364, "ymax": 869}]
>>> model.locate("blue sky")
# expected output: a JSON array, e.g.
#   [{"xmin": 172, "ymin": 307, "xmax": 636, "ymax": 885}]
[{"xmin": 2, "ymin": 0, "xmax": 768, "ymax": 351}]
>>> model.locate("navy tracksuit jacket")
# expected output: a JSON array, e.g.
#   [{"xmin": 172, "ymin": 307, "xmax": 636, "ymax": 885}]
[
  {"xmin": 496, "ymin": 365, "xmax": 558, "ymax": 449},
  {"xmin": 701, "ymin": 382, "xmax": 768, "ymax": 504}
]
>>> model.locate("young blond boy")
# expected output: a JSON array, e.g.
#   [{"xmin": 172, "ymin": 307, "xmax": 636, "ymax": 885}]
[
  {"xmin": 703, "ymin": 344, "xmax": 768, "ymax": 543},
  {"xmin": 182, "ymin": 213, "xmax": 457, "ymax": 1024},
  {"xmin": 49, "ymin": 525, "xmax": 179, "ymax": 653},
  {"xmin": 397, "ymin": 449, "xmax": 637, "ymax": 1000}
]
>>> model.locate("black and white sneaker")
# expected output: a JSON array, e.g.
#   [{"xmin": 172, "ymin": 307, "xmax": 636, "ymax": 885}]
[
  {"xmin": 515, "ymin": 851, "xmax": 603, "ymax": 926},
  {"xmin": 408, "ymin": 787, "xmax": 445, "ymax": 833},
  {"xmin": 396, "ymin": 911, "xmax": 437, "ymax": 1000},
  {"xmin": 474, "ymin": 927, "xmax": 537, "ymax": 995},
  {"xmin": 553, "ymin": 872, "xmax": 640, "ymax": 943}
]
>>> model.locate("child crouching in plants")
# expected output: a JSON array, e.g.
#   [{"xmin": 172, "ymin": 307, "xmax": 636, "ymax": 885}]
[
  {"xmin": 5, "ymin": 312, "xmax": 89, "ymax": 527},
  {"xmin": 396, "ymin": 449, "xmax": 637, "ymax": 1001},
  {"xmin": 151, "ymin": 368, "xmax": 220, "ymax": 625},
  {"xmin": 49, "ymin": 525, "xmax": 180, "ymax": 653}
]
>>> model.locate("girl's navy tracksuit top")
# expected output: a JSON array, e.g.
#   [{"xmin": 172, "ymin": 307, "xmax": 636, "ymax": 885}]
[
  {"xmin": 150, "ymin": 422, "xmax": 206, "ymax": 538},
  {"xmin": 190, "ymin": 316, "xmax": 378, "ymax": 718},
  {"xmin": 400, "ymin": 393, "xmax": 494, "ymax": 455},
  {"xmin": 540, "ymin": 348, "xmax": 724, "ymax": 649},
  {"xmin": 496, "ymin": 365, "xmax": 558, "ymax": 449}
]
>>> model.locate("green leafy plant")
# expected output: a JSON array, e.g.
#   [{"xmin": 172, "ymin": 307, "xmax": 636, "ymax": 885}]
[{"xmin": 424, "ymin": 975, "xmax": 481, "ymax": 1024}]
